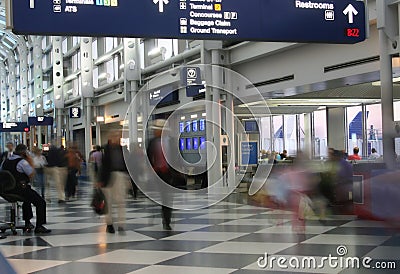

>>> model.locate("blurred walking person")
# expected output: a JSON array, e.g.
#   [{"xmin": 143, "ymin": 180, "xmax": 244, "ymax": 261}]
[
  {"xmin": 65, "ymin": 144, "xmax": 83, "ymax": 200},
  {"xmin": 100, "ymin": 132, "xmax": 130, "ymax": 234},
  {"xmin": 147, "ymin": 119, "xmax": 174, "ymax": 230},
  {"xmin": 32, "ymin": 147, "xmax": 47, "ymax": 198}
]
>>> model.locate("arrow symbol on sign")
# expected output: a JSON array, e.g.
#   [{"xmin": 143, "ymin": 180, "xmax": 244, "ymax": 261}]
[
  {"xmin": 153, "ymin": 0, "xmax": 169, "ymax": 13},
  {"xmin": 343, "ymin": 4, "xmax": 358, "ymax": 24}
]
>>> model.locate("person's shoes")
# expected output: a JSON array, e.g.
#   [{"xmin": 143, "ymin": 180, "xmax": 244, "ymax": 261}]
[
  {"xmin": 118, "ymin": 227, "xmax": 126, "ymax": 235},
  {"xmin": 34, "ymin": 226, "xmax": 52, "ymax": 234},
  {"xmin": 24, "ymin": 222, "xmax": 35, "ymax": 232},
  {"xmin": 106, "ymin": 225, "xmax": 115, "ymax": 234},
  {"xmin": 58, "ymin": 200, "xmax": 65, "ymax": 204},
  {"xmin": 163, "ymin": 224, "xmax": 172, "ymax": 231}
]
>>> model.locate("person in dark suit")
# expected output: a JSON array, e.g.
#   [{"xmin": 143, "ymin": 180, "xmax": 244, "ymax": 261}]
[
  {"xmin": 2, "ymin": 144, "xmax": 51, "ymax": 234},
  {"xmin": 147, "ymin": 119, "xmax": 174, "ymax": 230},
  {"xmin": 1, "ymin": 142, "xmax": 14, "ymax": 166}
]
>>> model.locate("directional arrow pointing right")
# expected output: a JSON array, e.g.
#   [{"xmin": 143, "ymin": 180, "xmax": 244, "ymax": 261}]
[{"xmin": 343, "ymin": 4, "xmax": 358, "ymax": 24}]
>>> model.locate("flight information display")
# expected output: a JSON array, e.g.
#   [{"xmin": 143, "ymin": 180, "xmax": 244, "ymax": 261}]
[{"xmin": 11, "ymin": 0, "xmax": 366, "ymax": 44}]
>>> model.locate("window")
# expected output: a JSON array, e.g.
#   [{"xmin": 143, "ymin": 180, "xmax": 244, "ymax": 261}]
[
  {"xmin": 42, "ymin": 38, "xmax": 47, "ymax": 49},
  {"xmin": 72, "ymin": 51, "xmax": 80, "ymax": 71},
  {"xmin": 157, "ymin": 39, "xmax": 178, "ymax": 59},
  {"xmin": 283, "ymin": 115, "xmax": 297, "ymax": 156},
  {"xmin": 260, "ymin": 117, "xmax": 272, "ymax": 152},
  {"xmin": 272, "ymin": 115, "xmax": 283, "ymax": 154},
  {"xmin": 347, "ymin": 105, "xmax": 363, "ymax": 157},
  {"xmin": 366, "ymin": 104, "xmax": 383, "ymax": 157},
  {"xmin": 62, "ymin": 38, "xmax": 68, "ymax": 54},
  {"xmin": 314, "ymin": 109, "xmax": 328, "ymax": 158},
  {"xmin": 105, "ymin": 59, "xmax": 114, "ymax": 83},
  {"xmin": 105, "ymin": 37, "xmax": 117, "ymax": 53},
  {"xmin": 92, "ymin": 39, "xmax": 98, "ymax": 59},
  {"xmin": 93, "ymin": 66, "xmax": 99, "ymax": 88},
  {"xmin": 73, "ymin": 37, "xmax": 80, "ymax": 46},
  {"xmin": 113, "ymin": 54, "xmax": 119, "ymax": 80}
]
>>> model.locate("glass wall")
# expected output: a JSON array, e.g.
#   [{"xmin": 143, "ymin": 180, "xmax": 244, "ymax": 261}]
[
  {"xmin": 366, "ymin": 104, "xmax": 383, "ymax": 157},
  {"xmin": 347, "ymin": 105, "xmax": 363, "ymax": 157},
  {"xmin": 314, "ymin": 109, "xmax": 328, "ymax": 158}
]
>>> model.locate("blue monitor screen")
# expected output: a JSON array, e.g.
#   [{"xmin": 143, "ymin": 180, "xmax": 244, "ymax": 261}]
[
  {"xmin": 199, "ymin": 119, "xmax": 205, "ymax": 131},
  {"xmin": 186, "ymin": 138, "xmax": 192, "ymax": 150},
  {"xmin": 192, "ymin": 120, "xmax": 198, "ymax": 132},
  {"xmin": 200, "ymin": 137, "xmax": 206, "ymax": 150},
  {"xmin": 185, "ymin": 121, "xmax": 191, "ymax": 132},
  {"xmin": 179, "ymin": 138, "xmax": 185, "ymax": 151},
  {"xmin": 193, "ymin": 137, "xmax": 199, "ymax": 150},
  {"xmin": 179, "ymin": 122, "xmax": 184, "ymax": 133},
  {"xmin": 245, "ymin": 120, "xmax": 258, "ymax": 132}
]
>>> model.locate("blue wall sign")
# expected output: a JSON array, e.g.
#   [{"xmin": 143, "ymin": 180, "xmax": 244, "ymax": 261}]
[
  {"xmin": 241, "ymin": 141, "xmax": 258, "ymax": 165},
  {"xmin": 28, "ymin": 116, "xmax": 54, "ymax": 126},
  {"xmin": 0, "ymin": 122, "xmax": 30, "ymax": 132},
  {"xmin": 11, "ymin": 0, "xmax": 366, "ymax": 44}
]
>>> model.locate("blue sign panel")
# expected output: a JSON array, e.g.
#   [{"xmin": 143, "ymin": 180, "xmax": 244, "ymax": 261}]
[
  {"xmin": 28, "ymin": 116, "xmax": 54, "ymax": 126},
  {"xmin": 11, "ymin": 0, "xmax": 365, "ymax": 44},
  {"xmin": 149, "ymin": 86, "xmax": 178, "ymax": 106},
  {"xmin": 0, "ymin": 122, "xmax": 30, "ymax": 133},
  {"xmin": 186, "ymin": 85, "xmax": 206, "ymax": 97},
  {"xmin": 241, "ymin": 142, "xmax": 258, "ymax": 165}
]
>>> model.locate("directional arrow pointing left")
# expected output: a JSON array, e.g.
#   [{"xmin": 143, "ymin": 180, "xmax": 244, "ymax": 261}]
[{"xmin": 343, "ymin": 4, "xmax": 358, "ymax": 24}]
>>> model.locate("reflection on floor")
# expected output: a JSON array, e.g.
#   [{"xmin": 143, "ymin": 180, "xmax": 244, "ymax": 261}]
[{"xmin": 1, "ymin": 181, "xmax": 399, "ymax": 274}]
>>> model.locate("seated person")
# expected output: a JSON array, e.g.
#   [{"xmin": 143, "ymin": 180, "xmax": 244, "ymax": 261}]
[
  {"xmin": 369, "ymin": 148, "xmax": 380, "ymax": 160},
  {"xmin": 2, "ymin": 144, "xmax": 51, "ymax": 234},
  {"xmin": 348, "ymin": 147, "xmax": 361, "ymax": 161},
  {"xmin": 279, "ymin": 150, "xmax": 288, "ymax": 160}
]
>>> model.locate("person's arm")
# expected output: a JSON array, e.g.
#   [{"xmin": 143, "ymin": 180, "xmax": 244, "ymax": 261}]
[{"xmin": 17, "ymin": 159, "xmax": 35, "ymax": 180}]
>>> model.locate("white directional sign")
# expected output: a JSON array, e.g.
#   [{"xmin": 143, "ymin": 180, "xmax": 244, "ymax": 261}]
[
  {"xmin": 343, "ymin": 4, "xmax": 358, "ymax": 24},
  {"xmin": 153, "ymin": 0, "xmax": 169, "ymax": 13}
]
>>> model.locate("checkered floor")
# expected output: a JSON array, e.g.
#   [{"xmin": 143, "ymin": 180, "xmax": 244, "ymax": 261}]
[{"xmin": 1, "ymin": 181, "xmax": 399, "ymax": 274}]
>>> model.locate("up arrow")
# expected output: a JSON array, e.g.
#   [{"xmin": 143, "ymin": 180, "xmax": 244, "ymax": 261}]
[
  {"xmin": 343, "ymin": 4, "xmax": 358, "ymax": 24},
  {"xmin": 153, "ymin": 0, "xmax": 169, "ymax": 13}
]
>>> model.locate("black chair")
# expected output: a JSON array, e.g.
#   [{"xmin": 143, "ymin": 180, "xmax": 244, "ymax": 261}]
[{"xmin": 0, "ymin": 170, "xmax": 26, "ymax": 236}]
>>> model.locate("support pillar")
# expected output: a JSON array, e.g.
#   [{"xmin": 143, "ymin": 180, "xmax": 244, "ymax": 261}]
[
  {"xmin": 327, "ymin": 107, "xmax": 346, "ymax": 151},
  {"xmin": 304, "ymin": 113, "xmax": 314, "ymax": 159},
  {"xmin": 379, "ymin": 29, "xmax": 396, "ymax": 169},
  {"xmin": 85, "ymin": 98, "xmax": 93, "ymax": 160}
]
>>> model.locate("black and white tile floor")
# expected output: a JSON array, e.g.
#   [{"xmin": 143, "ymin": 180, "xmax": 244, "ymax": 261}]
[{"xmin": 0, "ymin": 181, "xmax": 399, "ymax": 274}]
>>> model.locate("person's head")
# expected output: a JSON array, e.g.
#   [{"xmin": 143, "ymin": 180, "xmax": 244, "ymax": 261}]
[
  {"xmin": 95, "ymin": 145, "xmax": 101, "ymax": 151},
  {"xmin": 372, "ymin": 148, "xmax": 377, "ymax": 153},
  {"xmin": 282, "ymin": 150, "xmax": 287, "ymax": 155},
  {"xmin": 15, "ymin": 144, "xmax": 28, "ymax": 157},
  {"xmin": 353, "ymin": 147, "xmax": 359, "ymax": 155},
  {"xmin": 32, "ymin": 147, "xmax": 41, "ymax": 155},
  {"xmin": 6, "ymin": 142, "xmax": 13, "ymax": 152}
]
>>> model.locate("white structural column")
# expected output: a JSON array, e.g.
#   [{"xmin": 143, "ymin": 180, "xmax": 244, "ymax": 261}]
[
  {"xmin": 208, "ymin": 47, "xmax": 223, "ymax": 191},
  {"xmin": 378, "ymin": 30, "xmax": 396, "ymax": 169},
  {"xmin": 52, "ymin": 36, "xmax": 64, "ymax": 143},
  {"xmin": 303, "ymin": 113, "xmax": 314, "ymax": 159},
  {"xmin": 0, "ymin": 63, "xmax": 7, "ymax": 147},
  {"xmin": 225, "ymin": 86, "xmax": 235, "ymax": 188},
  {"xmin": 17, "ymin": 38, "xmax": 29, "ymax": 138},
  {"xmin": 6, "ymin": 51, "xmax": 17, "ymax": 122},
  {"xmin": 123, "ymin": 38, "xmax": 141, "ymax": 145},
  {"xmin": 327, "ymin": 107, "xmax": 346, "ymax": 151},
  {"xmin": 81, "ymin": 37, "xmax": 94, "ymax": 159},
  {"xmin": 33, "ymin": 36, "xmax": 44, "ymax": 147}
]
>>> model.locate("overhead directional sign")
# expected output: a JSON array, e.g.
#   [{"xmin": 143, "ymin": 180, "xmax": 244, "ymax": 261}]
[
  {"xmin": 0, "ymin": 122, "xmax": 30, "ymax": 132},
  {"xmin": 28, "ymin": 116, "xmax": 54, "ymax": 126},
  {"xmin": 9, "ymin": 0, "xmax": 366, "ymax": 44}
]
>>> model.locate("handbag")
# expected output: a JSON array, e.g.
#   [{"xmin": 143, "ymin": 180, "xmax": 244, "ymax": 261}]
[{"xmin": 91, "ymin": 188, "xmax": 107, "ymax": 215}]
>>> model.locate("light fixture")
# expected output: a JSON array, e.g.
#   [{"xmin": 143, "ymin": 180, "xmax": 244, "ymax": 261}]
[
  {"xmin": 191, "ymin": 114, "xmax": 198, "ymax": 119},
  {"xmin": 55, "ymin": 95, "xmax": 61, "ymax": 100},
  {"xmin": 202, "ymin": 113, "xmax": 206, "ymax": 117},
  {"xmin": 96, "ymin": 116, "xmax": 104, "ymax": 122},
  {"xmin": 371, "ymin": 76, "xmax": 400, "ymax": 86},
  {"xmin": 180, "ymin": 116, "xmax": 185, "ymax": 120}
]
